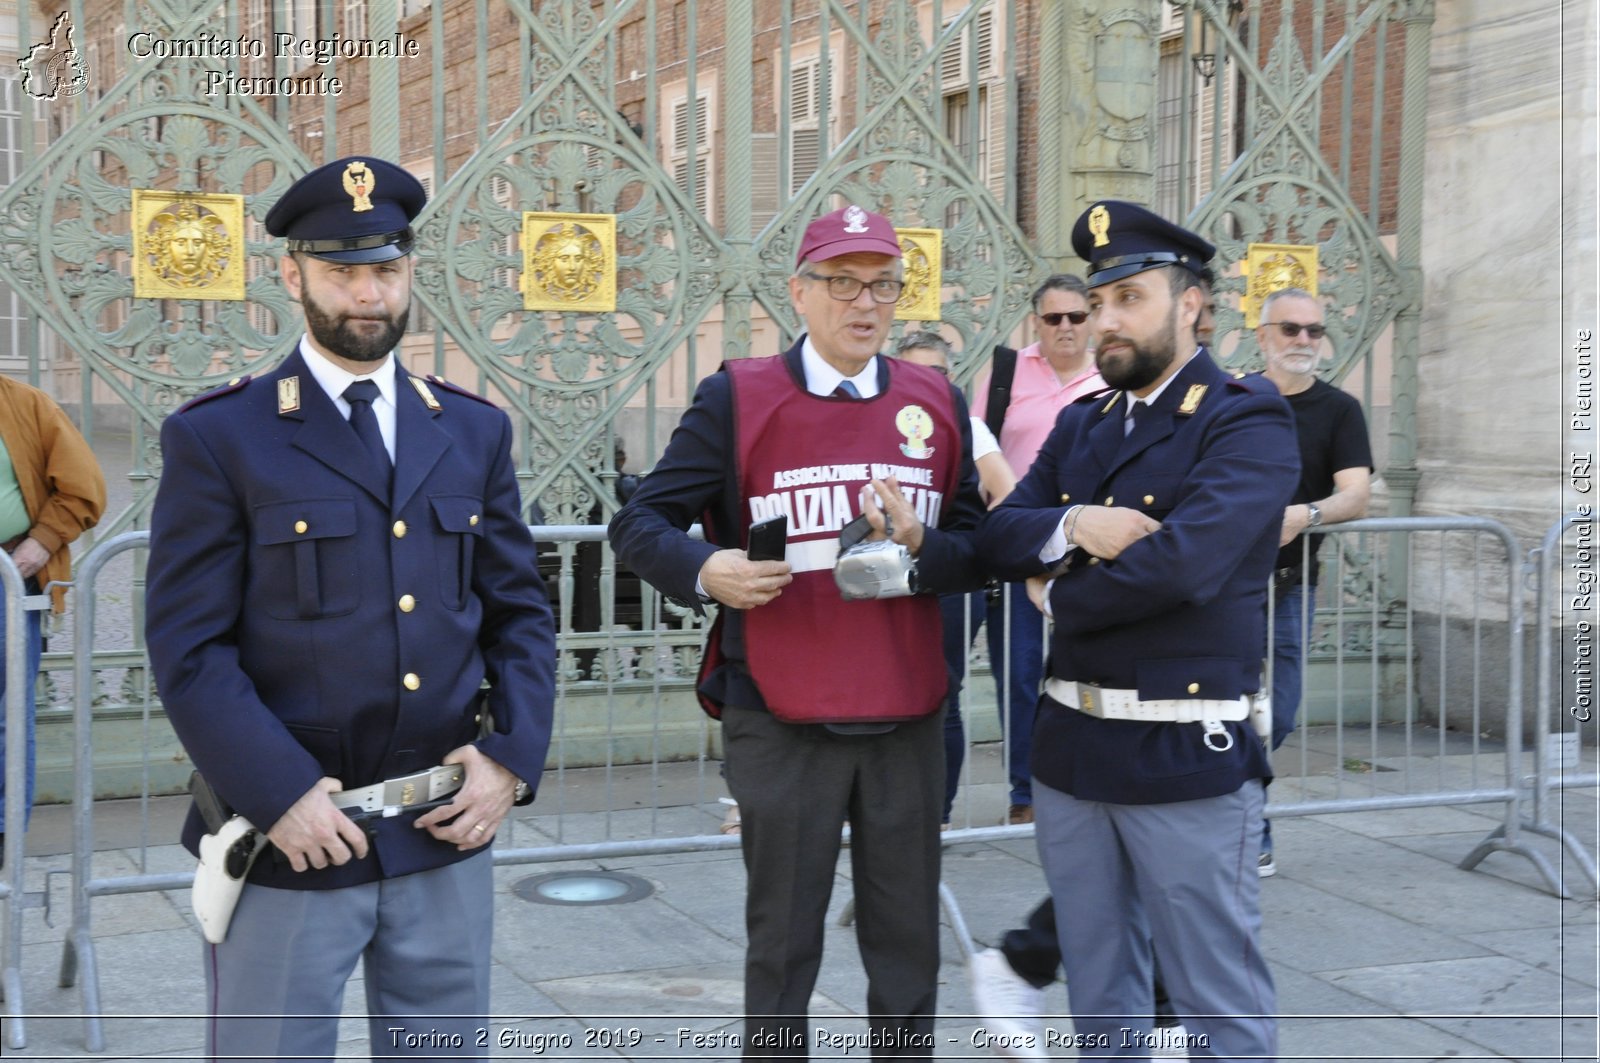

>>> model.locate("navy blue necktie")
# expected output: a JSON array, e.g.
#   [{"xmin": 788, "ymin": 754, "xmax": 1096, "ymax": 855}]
[
  {"xmin": 343, "ymin": 379, "xmax": 391, "ymax": 489},
  {"xmin": 1124, "ymin": 399, "xmax": 1145, "ymax": 438}
]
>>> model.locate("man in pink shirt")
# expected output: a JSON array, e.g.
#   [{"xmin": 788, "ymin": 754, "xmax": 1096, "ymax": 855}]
[{"xmin": 972, "ymin": 274, "xmax": 1104, "ymax": 823}]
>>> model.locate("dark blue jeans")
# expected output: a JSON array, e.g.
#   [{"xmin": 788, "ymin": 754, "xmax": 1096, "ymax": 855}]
[
  {"xmin": 986, "ymin": 583, "xmax": 1046, "ymax": 807},
  {"xmin": 1270, "ymin": 581, "xmax": 1315, "ymax": 751},
  {"xmin": 1263, "ymin": 580, "xmax": 1314, "ymax": 853}
]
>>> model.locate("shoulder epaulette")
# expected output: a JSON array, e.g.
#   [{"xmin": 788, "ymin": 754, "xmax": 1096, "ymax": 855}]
[
  {"xmin": 1226, "ymin": 372, "xmax": 1279, "ymax": 397},
  {"xmin": 424, "ymin": 374, "xmax": 496, "ymax": 407},
  {"xmin": 1071, "ymin": 386, "xmax": 1115, "ymax": 410},
  {"xmin": 176, "ymin": 375, "xmax": 250, "ymax": 414}
]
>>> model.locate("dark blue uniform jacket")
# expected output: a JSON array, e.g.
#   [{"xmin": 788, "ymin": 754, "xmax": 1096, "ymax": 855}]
[
  {"xmin": 978, "ymin": 350, "xmax": 1298, "ymax": 804},
  {"xmin": 146, "ymin": 349, "xmax": 556, "ymax": 889}
]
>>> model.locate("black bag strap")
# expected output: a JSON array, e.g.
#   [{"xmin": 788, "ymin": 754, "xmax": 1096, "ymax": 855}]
[{"xmin": 984, "ymin": 344, "xmax": 1018, "ymax": 439}]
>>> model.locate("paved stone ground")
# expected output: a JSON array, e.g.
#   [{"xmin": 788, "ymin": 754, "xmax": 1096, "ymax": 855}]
[{"xmin": 1, "ymin": 734, "xmax": 1596, "ymax": 1062}]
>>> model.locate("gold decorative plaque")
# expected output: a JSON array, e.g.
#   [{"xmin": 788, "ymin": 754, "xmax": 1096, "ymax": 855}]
[
  {"xmin": 1241, "ymin": 242, "xmax": 1317, "ymax": 327},
  {"xmin": 894, "ymin": 227, "xmax": 942, "ymax": 322},
  {"xmin": 132, "ymin": 191, "xmax": 245, "ymax": 300},
  {"xmin": 522, "ymin": 212, "xmax": 616, "ymax": 312}
]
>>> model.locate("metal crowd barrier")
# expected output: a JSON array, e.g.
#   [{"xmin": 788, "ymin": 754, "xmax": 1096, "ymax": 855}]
[
  {"xmin": 11, "ymin": 515, "xmax": 1595, "ymax": 1050},
  {"xmin": 1477, "ymin": 512, "xmax": 1599, "ymax": 895},
  {"xmin": 0, "ymin": 547, "xmax": 56, "ymax": 1050}
]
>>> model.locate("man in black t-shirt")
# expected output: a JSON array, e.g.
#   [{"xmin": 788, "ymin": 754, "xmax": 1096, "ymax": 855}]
[{"xmin": 1255, "ymin": 287, "xmax": 1373, "ymax": 876}]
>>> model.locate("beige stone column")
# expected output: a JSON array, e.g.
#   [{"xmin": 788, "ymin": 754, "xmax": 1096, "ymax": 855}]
[{"xmin": 1035, "ymin": 0, "xmax": 1164, "ymax": 267}]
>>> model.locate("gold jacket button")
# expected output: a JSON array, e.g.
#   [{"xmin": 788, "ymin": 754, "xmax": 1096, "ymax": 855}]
[
  {"xmin": 1187, "ymin": 682, "xmax": 1200, "ymax": 694},
  {"xmin": 1059, "ymin": 493, "xmax": 1071, "ymax": 503},
  {"xmin": 294, "ymin": 520, "xmax": 308, "ymax": 534},
  {"xmin": 1103, "ymin": 496, "xmax": 1114, "ymax": 505},
  {"xmin": 398, "ymin": 594, "xmax": 415, "ymax": 613},
  {"xmin": 393, "ymin": 520, "xmax": 407, "ymax": 538},
  {"xmin": 1144, "ymin": 494, "xmax": 1155, "ymax": 505},
  {"xmin": 1087, "ymin": 557, "xmax": 1100, "ymax": 565},
  {"xmin": 403, "ymin": 673, "xmax": 421, "ymax": 691},
  {"xmin": 469, "ymin": 514, "xmax": 479, "ymax": 526},
  {"xmin": 228, "ymin": 377, "xmax": 241, "ymax": 386}
]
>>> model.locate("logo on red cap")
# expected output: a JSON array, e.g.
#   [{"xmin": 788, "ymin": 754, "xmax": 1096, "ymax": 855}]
[{"xmin": 843, "ymin": 205, "xmax": 870, "ymax": 233}]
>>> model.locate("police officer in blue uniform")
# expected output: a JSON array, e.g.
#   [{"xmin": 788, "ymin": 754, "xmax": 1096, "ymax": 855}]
[
  {"xmin": 145, "ymin": 156, "xmax": 556, "ymax": 1059},
  {"xmin": 978, "ymin": 202, "xmax": 1297, "ymax": 1059}
]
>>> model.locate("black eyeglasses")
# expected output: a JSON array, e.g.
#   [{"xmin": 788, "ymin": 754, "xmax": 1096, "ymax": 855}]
[
  {"xmin": 1266, "ymin": 321, "xmax": 1327, "ymax": 340},
  {"xmin": 802, "ymin": 272, "xmax": 905, "ymax": 304},
  {"xmin": 1039, "ymin": 310, "xmax": 1089, "ymax": 327}
]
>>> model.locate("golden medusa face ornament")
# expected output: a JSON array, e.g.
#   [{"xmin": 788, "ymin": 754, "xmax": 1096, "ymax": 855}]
[
  {"xmin": 532, "ymin": 223, "xmax": 606, "ymax": 302},
  {"xmin": 149, "ymin": 204, "xmax": 230, "ymax": 288},
  {"xmin": 893, "ymin": 228, "xmax": 942, "ymax": 322}
]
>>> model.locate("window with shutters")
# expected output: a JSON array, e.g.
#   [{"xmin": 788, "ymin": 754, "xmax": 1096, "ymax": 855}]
[
  {"xmin": 344, "ymin": 0, "xmax": 368, "ymax": 39},
  {"xmin": 411, "ymin": 172, "xmax": 436, "ymax": 332},
  {"xmin": 939, "ymin": 7, "xmax": 994, "ymax": 90},
  {"xmin": 943, "ymin": 87, "xmax": 989, "ymax": 185},
  {"xmin": 488, "ymin": 172, "xmax": 518, "ymax": 295},
  {"xmin": 670, "ymin": 93, "xmax": 712, "ymax": 221},
  {"xmin": 246, "ymin": 217, "xmax": 277, "ymax": 340},
  {"xmin": 0, "ymin": 80, "xmax": 21, "ymax": 369},
  {"xmin": 788, "ymin": 58, "xmax": 823, "ymax": 197},
  {"xmin": 244, "ymin": 0, "xmax": 270, "ymax": 79},
  {"xmin": 750, "ymin": 133, "xmax": 780, "ymax": 233}
]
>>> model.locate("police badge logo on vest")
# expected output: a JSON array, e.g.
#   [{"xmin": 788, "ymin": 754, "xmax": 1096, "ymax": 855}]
[{"xmin": 895, "ymin": 405, "xmax": 935, "ymax": 459}]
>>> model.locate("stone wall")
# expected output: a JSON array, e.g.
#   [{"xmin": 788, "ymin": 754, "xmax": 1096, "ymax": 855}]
[{"xmin": 1412, "ymin": 0, "xmax": 1596, "ymax": 739}]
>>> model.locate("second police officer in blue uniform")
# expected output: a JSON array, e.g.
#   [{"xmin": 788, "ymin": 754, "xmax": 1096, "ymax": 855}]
[
  {"xmin": 145, "ymin": 156, "xmax": 556, "ymax": 1059},
  {"xmin": 978, "ymin": 201, "xmax": 1298, "ymax": 1058}
]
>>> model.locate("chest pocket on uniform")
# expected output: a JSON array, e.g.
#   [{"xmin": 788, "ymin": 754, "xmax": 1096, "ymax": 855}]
[
  {"xmin": 431, "ymin": 495, "xmax": 484, "ymax": 610},
  {"xmin": 253, "ymin": 498, "xmax": 359, "ymax": 619},
  {"xmin": 1109, "ymin": 473, "xmax": 1186, "ymax": 520}
]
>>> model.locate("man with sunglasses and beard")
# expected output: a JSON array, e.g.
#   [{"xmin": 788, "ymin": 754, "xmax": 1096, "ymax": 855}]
[
  {"xmin": 1253, "ymin": 287, "xmax": 1372, "ymax": 877},
  {"xmin": 146, "ymin": 157, "xmax": 555, "ymax": 1058},
  {"xmin": 978, "ymin": 202, "xmax": 1298, "ymax": 1059}
]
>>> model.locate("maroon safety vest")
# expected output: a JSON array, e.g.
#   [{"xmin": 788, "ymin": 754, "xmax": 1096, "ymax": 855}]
[{"xmin": 700, "ymin": 353, "xmax": 962, "ymax": 724}]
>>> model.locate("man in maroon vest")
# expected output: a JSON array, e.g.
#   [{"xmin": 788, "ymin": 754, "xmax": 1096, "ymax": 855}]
[{"xmin": 611, "ymin": 205, "xmax": 986, "ymax": 1058}]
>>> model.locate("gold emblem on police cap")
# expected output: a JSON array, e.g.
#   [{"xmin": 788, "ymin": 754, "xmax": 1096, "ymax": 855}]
[
  {"xmin": 277, "ymin": 376, "xmax": 300, "ymax": 414},
  {"xmin": 1177, "ymin": 383, "xmax": 1207, "ymax": 415},
  {"xmin": 1088, "ymin": 204, "xmax": 1112, "ymax": 248},
  {"xmin": 410, "ymin": 375, "xmax": 442, "ymax": 411},
  {"xmin": 895, "ymin": 405, "xmax": 936, "ymax": 460},
  {"xmin": 342, "ymin": 161, "xmax": 376, "ymax": 213}
]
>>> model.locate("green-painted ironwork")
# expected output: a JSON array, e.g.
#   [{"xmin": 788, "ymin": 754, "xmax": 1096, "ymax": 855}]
[{"xmin": 0, "ymin": 0, "xmax": 1425, "ymax": 748}]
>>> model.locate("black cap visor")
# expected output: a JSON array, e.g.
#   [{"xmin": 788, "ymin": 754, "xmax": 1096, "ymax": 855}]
[
  {"xmin": 1087, "ymin": 251, "xmax": 1205, "ymax": 288},
  {"xmin": 288, "ymin": 227, "xmax": 415, "ymax": 264}
]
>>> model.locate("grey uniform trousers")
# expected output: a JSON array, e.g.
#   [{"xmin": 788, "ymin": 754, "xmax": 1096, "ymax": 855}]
[{"xmin": 1034, "ymin": 779, "xmax": 1276, "ymax": 1061}]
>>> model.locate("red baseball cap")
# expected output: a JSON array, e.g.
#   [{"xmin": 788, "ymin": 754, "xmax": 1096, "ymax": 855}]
[{"xmin": 795, "ymin": 204, "xmax": 901, "ymax": 267}]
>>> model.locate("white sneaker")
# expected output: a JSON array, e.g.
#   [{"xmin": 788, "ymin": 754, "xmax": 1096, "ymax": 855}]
[
  {"xmin": 1152, "ymin": 1022, "xmax": 1190, "ymax": 1059},
  {"xmin": 968, "ymin": 948, "xmax": 1047, "ymax": 1058}
]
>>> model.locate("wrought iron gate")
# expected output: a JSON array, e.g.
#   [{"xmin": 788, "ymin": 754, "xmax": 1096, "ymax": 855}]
[{"xmin": 0, "ymin": 0, "xmax": 1430, "ymax": 770}]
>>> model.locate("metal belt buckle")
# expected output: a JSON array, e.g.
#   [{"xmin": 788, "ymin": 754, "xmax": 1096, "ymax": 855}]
[{"xmin": 379, "ymin": 766, "xmax": 463, "ymax": 810}]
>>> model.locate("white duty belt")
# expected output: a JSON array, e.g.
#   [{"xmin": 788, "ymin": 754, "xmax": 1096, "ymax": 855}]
[
  {"xmin": 1044, "ymin": 677, "xmax": 1248, "ymax": 753},
  {"xmin": 333, "ymin": 765, "xmax": 464, "ymax": 817}
]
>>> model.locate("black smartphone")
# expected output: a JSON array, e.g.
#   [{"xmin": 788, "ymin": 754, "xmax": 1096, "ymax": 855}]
[{"xmin": 747, "ymin": 515, "xmax": 788, "ymax": 561}]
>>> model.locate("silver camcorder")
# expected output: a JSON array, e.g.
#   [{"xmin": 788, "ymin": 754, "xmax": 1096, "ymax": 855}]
[{"xmin": 833, "ymin": 514, "xmax": 918, "ymax": 601}]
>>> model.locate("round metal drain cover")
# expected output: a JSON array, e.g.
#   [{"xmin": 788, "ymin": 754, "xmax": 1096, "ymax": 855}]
[{"xmin": 512, "ymin": 870, "xmax": 655, "ymax": 906}]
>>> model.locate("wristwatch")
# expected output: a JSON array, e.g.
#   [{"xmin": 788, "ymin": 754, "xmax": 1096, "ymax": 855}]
[
  {"xmin": 1306, "ymin": 502, "xmax": 1324, "ymax": 527},
  {"xmin": 512, "ymin": 779, "xmax": 531, "ymax": 803}
]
